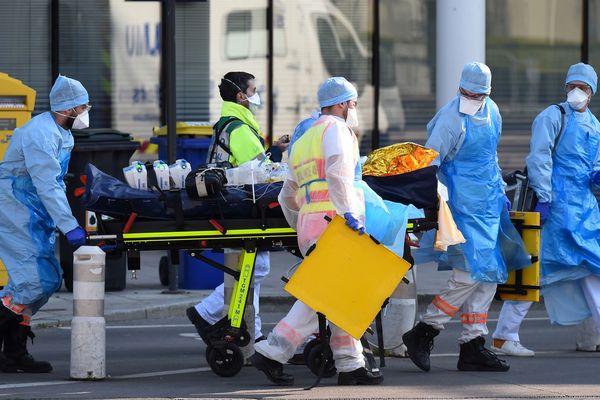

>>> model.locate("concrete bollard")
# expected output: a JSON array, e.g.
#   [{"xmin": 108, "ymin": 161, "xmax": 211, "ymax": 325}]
[{"xmin": 70, "ymin": 246, "xmax": 106, "ymax": 380}]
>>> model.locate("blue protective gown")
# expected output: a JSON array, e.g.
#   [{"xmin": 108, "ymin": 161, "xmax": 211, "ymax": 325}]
[
  {"xmin": 527, "ymin": 103, "xmax": 600, "ymax": 285},
  {"xmin": 425, "ymin": 96, "xmax": 530, "ymax": 283},
  {"xmin": 0, "ymin": 112, "xmax": 78, "ymax": 315}
]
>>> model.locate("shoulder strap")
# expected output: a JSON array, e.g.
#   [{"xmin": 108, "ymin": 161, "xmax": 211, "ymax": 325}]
[
  {"xmin": 553, "ymin": 104, "xmax": 566, "ymax": 152},
  {"xmin": 209, "ymin": 117, "xmax": 245, "ymax": 162}
]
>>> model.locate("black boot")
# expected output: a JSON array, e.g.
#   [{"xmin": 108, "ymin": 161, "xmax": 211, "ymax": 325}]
[
  {"xmin": 249, "ymin": 352, "xmax": 294, "ymax": 386},
  {"xmin": 457, "ymin": 336, "xmax": 509, "ymax": 372},
  {"xmin": 402, "ymin": 322, "xmax": 440, "ymax": 372},
  {"xmin": 0, "ymin": 305, "xmax": 21, "ymax": 371},
  {"xmin": 338, "ymin": 367, "xmax": 383, "ymax": 385},
  {"xmin": 2, "ymin": 322, "xmax": 52, "ymax": 373},
  {"xmin": 186, "ymin": 306, "xmax": 211, "ymax": 345}
]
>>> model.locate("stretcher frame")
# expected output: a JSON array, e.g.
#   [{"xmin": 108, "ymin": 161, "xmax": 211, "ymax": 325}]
[
  {"xmin": 89, "ymin": 214, "xmax": 298, "ymax": 377},
  {"xmin": 89, "ymin": 208, "xmax": 437, "ymax": 380}
]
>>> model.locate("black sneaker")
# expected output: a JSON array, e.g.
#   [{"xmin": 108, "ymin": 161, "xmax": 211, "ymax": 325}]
[
  {"xmin": 337, "ymin": 367, "xmax": 383, "ymax": 385},
  {"xmin": 402, "ymin": 322, "xmax": 440, "ymax": 372},
  {"xmin": 287, "ymin": 353, "xmax": 305, "ymax": 365},
  {"xmin": 250, "ymin": 352, "xmax": 294, "ymax": 386},
  {"xmin": 186, "ymin": 307, "xmax": 211, "ymax": 345},
  {"xmin": 457, "ymin": 336, "xmax": 510, "ymax": 372}
]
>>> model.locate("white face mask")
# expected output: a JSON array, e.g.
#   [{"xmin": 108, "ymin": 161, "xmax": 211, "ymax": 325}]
[
  {"xmin": 72, "ymin": 109, "xmax": 90, "ymax": 129},
  {"xmin": 246, "ymin": 92, "xmax": 261, "ymax": 105},
  {"xmin": 459, "ymin": 96, "xmax": 484, "ymax": 116},
  {"xmin": 567, "ymin": 88, "xmax": 589, "ymax": 111},
  {"xmin": 346, "ymin": 106, "xmax": 359, "ymax": 128}
]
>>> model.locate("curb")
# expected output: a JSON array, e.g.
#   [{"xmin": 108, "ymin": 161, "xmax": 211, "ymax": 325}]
[
  {"xmin": 32, "ymin": 294, "xmax": 546, "ymax": 330},
  {"xmin": 32, "ymin": 299, "xmax": 199, "ymax": 330}
]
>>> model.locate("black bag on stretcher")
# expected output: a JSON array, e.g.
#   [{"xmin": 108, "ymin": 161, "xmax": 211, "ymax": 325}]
[
  {"xmin": 81, "ymin": 163, "xmax": 284, "ymax": 221},
  {"xmin": 185, "ymin": 167, "xmax": 227, "ymax": 199}
]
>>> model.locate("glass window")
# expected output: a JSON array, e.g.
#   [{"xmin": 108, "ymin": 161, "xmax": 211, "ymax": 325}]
[
  {"xmin": 378, "ymin": 0, "xmax": 436, "ymax": 149},
  {"xmin": 0, "ymin": 0, "xmax": 52, "ymax": 114},
  {"xmin": 225, "ymin": 10, "xmax": 268, "ymax": 60},
  {"xmin": 487, "ymin": 0, "xmax": 582, "ymax": 172}
]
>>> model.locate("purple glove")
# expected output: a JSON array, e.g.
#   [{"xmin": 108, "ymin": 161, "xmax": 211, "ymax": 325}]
[
  {"xmin": 66, "ymin": 226, "xmax": 86, "ymax": 247},
  {"xmin": 592, "ymin": 171, "xmax": 600, "ymax": 186},
  {"xmin": 343, "ymin": 212, "xmax": 365, "ymax": 235},
  {"xmin": 504, "ymin": 195, "xmax": 512, "ymax": 211},
  {"xmin": 534, "ymin": 202, "xmax": 551, "ymax": 225}
]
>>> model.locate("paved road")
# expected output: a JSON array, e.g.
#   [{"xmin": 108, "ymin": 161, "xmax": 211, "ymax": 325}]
[{"xmin": 1, "ymin": 310, "xmax": 599, "ymax": 399}]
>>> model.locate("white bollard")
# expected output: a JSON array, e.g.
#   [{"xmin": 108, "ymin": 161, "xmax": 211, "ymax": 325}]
[{"xmin": 70, "ymin": 246, "xmax": 106, "ymax": 380}]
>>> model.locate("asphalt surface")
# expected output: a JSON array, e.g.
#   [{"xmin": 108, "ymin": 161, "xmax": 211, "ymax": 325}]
[{"xmin": 1, "ymin": 310, "xmax": 599, "ymax": 399}]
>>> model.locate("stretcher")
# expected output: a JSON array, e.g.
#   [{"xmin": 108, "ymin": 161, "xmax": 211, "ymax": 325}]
[{"xmin": 83, "ymin": 163, "xmax": 439, "ymax": 379}]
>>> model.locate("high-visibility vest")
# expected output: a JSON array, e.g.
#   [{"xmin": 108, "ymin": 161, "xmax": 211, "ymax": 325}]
[{"xmin": 290, "ymin": 116, "xmax": 362, "ymax": 215}]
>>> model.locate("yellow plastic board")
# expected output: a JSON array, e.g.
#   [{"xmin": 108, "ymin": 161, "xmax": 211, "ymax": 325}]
[
  {"xmin": 0, "ymin": 260, "xmax": 7, "ymax": 287},
  {"xmin": 497, "ymin": 211, "xmax": 541, "ymax": 302},
  {"xmin": 284, "ymin": 216, "xmax": 412, "ymax": 339}
]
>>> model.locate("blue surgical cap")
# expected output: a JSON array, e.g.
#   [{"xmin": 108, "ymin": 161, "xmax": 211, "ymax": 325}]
[
  {"xmin": 50, "ymin": 75, "xmax": 89, "ymax": 111},
  {"xmin": 317, "ymin": 77, "xmax": 358, "ymax": 108},
  {"xmin": 565, "ymin": 62, "xmax": 598, "ymax": 94},
  {"xmin": 459, "ymin": 62, "xmax": 492, "ymax": 95}
]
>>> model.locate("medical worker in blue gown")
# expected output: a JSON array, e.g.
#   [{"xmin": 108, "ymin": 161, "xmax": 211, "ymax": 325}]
[
  {"xmin": 402, "ymin": 62, "xmax": 531, "ymax": 373},
  {"xmin": 0, "ymin": 75, "xmax": 89, "ymax": 372},
  {"xmin": 527, "ymin": 63, "xmax": 600, "ymax": 352}
]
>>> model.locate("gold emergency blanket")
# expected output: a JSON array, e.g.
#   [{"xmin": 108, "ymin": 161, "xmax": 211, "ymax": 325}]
[{"xmin": 362, "ymin": 142, "xmax": 438, "ymax": 176}]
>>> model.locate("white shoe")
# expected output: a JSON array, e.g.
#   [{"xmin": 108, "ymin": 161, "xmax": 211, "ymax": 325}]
[
  {"xmin": 575, "ymin": 344, "xmax": 600, "ymax": 352},
  {"xmin": 491, "ymin": 340, "xmax": 535, "ymax": 357}
]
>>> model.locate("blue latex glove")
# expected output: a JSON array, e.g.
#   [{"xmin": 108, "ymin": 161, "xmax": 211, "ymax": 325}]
[
  {"xmin": 66, "ymin": 226, "xmax": 86, "ymax": 247},
  {"xmin": 592, "ymin": 171, "xmax": 600, "ymax": 186},
  {"xmin": 534, "ymin": 202, "xmax": 551, "ymax": 225},
  {"xmin": 343, "ymin": 212, "xmax": 365, "ymax": 235},
  {"xmin": 504, "ymin": 195, "xmax": 512, "ymax": 211}
]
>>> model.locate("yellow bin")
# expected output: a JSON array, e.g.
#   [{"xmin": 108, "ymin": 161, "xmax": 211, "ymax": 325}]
[
  {"xmin": 0, "ymin": 73, "xmax": 37, "ymax": 286},
  {"xmin": 285, "ymin": 216, "xmax": 412, "ymax": 339},
  {"xmin": 497, "ymin": 211, "xmax": 541, "ymax": 302}
]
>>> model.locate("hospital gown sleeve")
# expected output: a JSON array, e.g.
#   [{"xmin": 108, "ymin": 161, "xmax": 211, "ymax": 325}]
[
  {"xmin": 22, "ymin": 129, "xmax": 78, "ymax": 234},
  {"xmin": 593, "ymin": 139, "xmax": 600, "ymax": 191},
  {"xmin": 526, "ymin": 107, "xmax": 561, "ymax": 203},
  {"xmin": 323, "ymin": 123, "xmax": 359, "ymax": 216},
  {"xmin": 278, "ymin": 172, "xmax": 300, "ymax": 230},
  {"xmin": 425, "ymin": 113, "xmax": 463, "ymax": 167}
]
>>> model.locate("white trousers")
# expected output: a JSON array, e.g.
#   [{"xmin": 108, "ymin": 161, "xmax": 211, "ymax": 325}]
[
  {"xmin": 580, "ymin": 274, "xmax": 600, "ymax": 335},
  {"xmin": 422, "ymin": 269, "xmax": 496, "ymax": 343},
  {"xmin": 493, "ymin": 300, "xmax": 533, "ymax": 342},
  {"xmin": 254, "ymin": 300, "xmax": 365, "ymax": 372},
  {"xmin": 195, "ymin": 251, "xmax": 270, "ymax": 338}
]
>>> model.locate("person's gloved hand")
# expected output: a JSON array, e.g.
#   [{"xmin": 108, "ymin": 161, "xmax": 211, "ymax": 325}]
[
  {"xmin": 504, "ymin": 195, "xmax": 512, "ymax": 211},
  {"xmin": 343, "ymin": 212, "xmax": 365, "ymax": 235},
  {"xmin": 592, "ymin": 171, "xmax": 600, "ymax": 186},
  {"xmin": 534, "ymin": 202, "xmax": 551, "ymax": 225},
  {"xmin": 66, "ymin": 226, "xmax": 86, "ymax": 247}
]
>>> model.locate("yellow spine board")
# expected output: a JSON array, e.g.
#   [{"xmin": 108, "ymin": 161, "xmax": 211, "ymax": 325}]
[
  {"xmin": 285, "ymin": 216, "xmax": 412, "ymax": 339},
  {"xmin": 497, "ymin": 211, "xmax": 541, "ymax": 302}
]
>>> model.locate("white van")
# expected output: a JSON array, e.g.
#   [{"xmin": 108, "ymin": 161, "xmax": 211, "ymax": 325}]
[{"xmin": 209, "ymin": 0, "xmax": 404, "ymax": 148}]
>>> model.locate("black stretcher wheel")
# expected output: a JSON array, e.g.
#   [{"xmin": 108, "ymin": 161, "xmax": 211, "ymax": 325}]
[
  {"xmin": 306, "ymin": 342, "xmax": 337, "ymax": 378},
  {"xmin": 206, "ymin": 343, "xmax": 244, "ymax": 377},
  {"xmin": 302, "ymin": 338, "xmax": 319, "ymax": 362},
  {"xmin": 159, "ymin": 256, "xmax": 169, "ymax": 286}
]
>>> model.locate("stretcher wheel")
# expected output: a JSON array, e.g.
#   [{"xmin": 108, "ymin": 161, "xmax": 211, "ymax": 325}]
[
  {"xmin": 302, "ymin": 338, "xmax": 319, "ymax": 362},
  {"xmin": 235, "ymin": 330, "xmax": 251, "ymax": 347},
  {"xmin": 159, "ymin": 256, "xmax": 169, "ymax": 286},
  {"xmin": 306, "ymin": 342, "xmax": 336, "ymax": 378},
  {"xmin": 206, "ymin": 343, "xmax": 244, "ymax": 377}
]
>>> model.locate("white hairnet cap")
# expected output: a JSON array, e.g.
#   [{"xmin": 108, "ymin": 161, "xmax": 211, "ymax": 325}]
[
  {"xmin": 317, "ymin": 77, "xmax": 358, "ymax": 108},
  {"xmin": 50, "ymin": 75, "xmax": 89, "ymax": 112},
  {"xmin": 459, "ymin": 62, "xmax": 492, "ymax": 95},
  {"xmin": 566, "ymin": 62, "xmax": 598, "ymax": 94}
]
